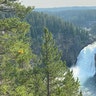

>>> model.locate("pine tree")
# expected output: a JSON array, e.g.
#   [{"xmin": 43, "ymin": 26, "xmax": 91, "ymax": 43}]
[
  {"xmin": 0, "ymin": 0, "xmax": 35, "ymax": 95},
  {"xmin": 0, "ymin": 0, "xmax": 33, "ymax": 19},
  {"xmin": 40, "ymin": 27, "xmax": 82, "ymax": 96},
  {"xmin": 0, "ymin": 18, "xmax": 35, "ymax": 96},
  {"xmin": 0, "ymin": 0, "xmax": 83, "ymax": 95}
]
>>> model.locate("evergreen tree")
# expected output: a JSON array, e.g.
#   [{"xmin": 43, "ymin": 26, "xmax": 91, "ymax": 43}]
[
  {"xmin": 0, "ymin": 0, "xmax": 33, "ymax": 19},
  {"xmin": 0, "ymin": 0, "xmax": 35, "ymax": 95},
  {"xmin": 0, "ymin": 0, "xmax": 83, "ymax": 95},
  {"xmin": 40, "ymin": 27, "xmax": 82, "ymax": 96},
  {"xmin": 0, "ymin": 18, "xmax": 35, "ymax": 96}
]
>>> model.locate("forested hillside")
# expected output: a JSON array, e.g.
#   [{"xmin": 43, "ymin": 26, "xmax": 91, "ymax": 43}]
[
  {"xmin": 36, "ymin": 7, "xmax": 96, "ymax": 28},
  {"xmin": 0, "ymin": 0, "xmax": 82, "ymax": 95},
  {"xmin": 26, "ymin": 11, "xmax": 94, "ymax": 67}
]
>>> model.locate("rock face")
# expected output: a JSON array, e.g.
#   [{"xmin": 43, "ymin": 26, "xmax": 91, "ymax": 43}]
[
  {"xmin": 57, "ymin": 31, "xmax": 93, "ymax": 67},
  {"xmin": 94, "ymin": 54, "xmax": 96, "ymax": 67}
]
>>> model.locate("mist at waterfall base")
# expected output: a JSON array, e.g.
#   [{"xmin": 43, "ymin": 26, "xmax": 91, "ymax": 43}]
[{"xmin": 71, "ymin": 42, "xmax": 96, "ymax": 96}]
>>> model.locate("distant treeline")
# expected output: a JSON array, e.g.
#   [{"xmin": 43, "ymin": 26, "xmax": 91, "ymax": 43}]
[{"xmin": 36, "ymin": 7, "xmax": 96, "ymax": 28}]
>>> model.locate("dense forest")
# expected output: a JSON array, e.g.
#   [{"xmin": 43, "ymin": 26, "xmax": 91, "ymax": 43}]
[
  {"xmin": 0, "ymin": 0, "xmax": 83, "ymax": 96},
  {"xmin": 26, "ymin": 11, "xmax": 94, "ymax": 67},
  {"xmin": 36, "ymin": 7, "xmax": 96, "ymax": 28}
]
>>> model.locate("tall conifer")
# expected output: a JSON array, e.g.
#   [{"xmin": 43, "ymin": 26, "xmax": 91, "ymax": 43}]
[{"xmin": 41, "ymin": 27, "xmax": 82, "ymax": 96}]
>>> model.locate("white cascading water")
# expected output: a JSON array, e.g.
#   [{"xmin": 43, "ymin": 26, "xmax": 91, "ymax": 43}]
[{"xmin": 71, "ymin": 42, "xmax": 96, "ymax": 96}]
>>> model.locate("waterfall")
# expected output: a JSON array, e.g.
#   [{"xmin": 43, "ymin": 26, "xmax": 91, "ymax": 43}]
[
  {"xmin": 72, "ymin": 42, "xmax": 96, "ymax": 84},
  {"xmin": 72, "ymin": 42, "xmax": 96, "ymax": 96}
]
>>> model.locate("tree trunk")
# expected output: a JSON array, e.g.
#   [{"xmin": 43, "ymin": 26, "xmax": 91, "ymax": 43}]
[{"xmin": 47, "ymin": 73, "xmax": 50, "ymax": 96}]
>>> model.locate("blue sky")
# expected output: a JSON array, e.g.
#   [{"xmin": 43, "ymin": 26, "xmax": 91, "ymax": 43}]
[{"xmin": 20, "ymin": 0, "xmax": 96, "ymax": 8}]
